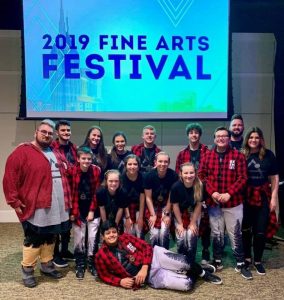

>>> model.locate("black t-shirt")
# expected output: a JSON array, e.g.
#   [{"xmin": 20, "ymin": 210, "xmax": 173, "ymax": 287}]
[
  {"xmin": 96, "ymin": 187, "xmax": 128, "ymax": 221},
  {"xmin": 122, "ymin": 172, "xmax": 144, "ymax": 205},
  {"xmin": 190, "ymin": 149, "xmax": 201, "ymax": 170},
  {"xmin": 108, "ymin": 150, "xmax": 132, "ymax": 173},
  {"xmin": 230, "ymin": 139, "xmax": 243, "ymax": 151},
  {"xmin": 144, "ymin": 168, "xmax": 178, "ymax": 206},
  {"xmin": 247, "ymin": 149, "xmax": 278, "ymax": 186},
  {"xmin": 78, "ymin": 172, "xmax": 92, "ymax": 220},
  {"xmin": 170, "ymin": 180, "xmax": 196, "ymax": 213},
  {"xmin": 140, "ymin": 147, "xmax": 156, "ymax": 173}
]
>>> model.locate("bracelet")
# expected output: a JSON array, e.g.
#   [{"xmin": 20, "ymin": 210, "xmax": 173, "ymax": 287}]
[
  {"xmin": 150, "ymin": 214, "xmax": 156, "ymax": 217},
  {"xmin": 125, "ymin": 215, "xmax": 130, "ymax": 219}
]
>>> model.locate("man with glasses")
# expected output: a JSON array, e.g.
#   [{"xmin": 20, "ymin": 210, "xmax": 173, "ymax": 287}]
[
  {"xmin": 3, "ymin": 119, "xmax": 71, "ymax": 288},
  {"xmin": 198, "ymin": 126, "xmax": 252, "ymax": 280}
]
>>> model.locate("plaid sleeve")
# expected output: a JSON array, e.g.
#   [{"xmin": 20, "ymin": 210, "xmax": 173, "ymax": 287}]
[{"xmin": 175, "ymin": 148, "xmax": 190, "ymax": 173}]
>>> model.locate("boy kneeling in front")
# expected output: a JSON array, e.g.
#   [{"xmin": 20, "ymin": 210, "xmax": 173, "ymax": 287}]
[{"xmin": 95, "ymin": 221, "xmax": 222, "ymax": 291}]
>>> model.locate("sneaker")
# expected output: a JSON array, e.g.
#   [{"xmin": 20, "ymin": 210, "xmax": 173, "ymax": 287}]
[
  {"xmin": 202, "ymin": 271, "xmax": 223, "ymax": 285},
  {"xmin": 76, "ymin": 267, "xmax": 85, "ymax": 280},
  {"xmin": 235, "ymin": 264, "xmax": 253, "ymax": 280},
  {"xmin": 212, "ymin": 260, "xmax": 224, "ymax": 271},
  {"xmin": 202, "ymin": 263, "xmax": 216, "ymax": 273},
  {"xmin": 22, "ymin": 266, "xmax": 36, "ymax": 288},
  {"xmin": 62, "ymin": 250, "xmax": 75, "ymax": 261},
  {"xmin": 254, "ymin": 263, "xmax": 266, "ymax": 275},
  {"xmin": 53, "ymin": 256, "xmax": 69, "ymax": 268}
]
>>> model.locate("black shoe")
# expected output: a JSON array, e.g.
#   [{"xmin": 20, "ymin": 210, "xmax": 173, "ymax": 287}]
[
  {"xmin": 202, "ymin": 263, "xmax": 216, "ymax": 273},
  {"xmin": 22, "ymin": 266, "xmax": 36, "ymax": 288},
  {"xmin": 53, "ymin": 256, "xmax": 68, "ymax": 268},
  {"xmin": 40, "ymin": 269, "xmax": 63, "ymax": 279},
  {"xmin": 76, "ymin": 267, "xmax": 85, "ymax": 280},
  {"xmin": 202, "ymin": 271, "xmax": 223, "ymax": 285},
  {"xmin": 235, "ymin": 264, "xmax": 253, "ymax": 280},
  {"xmin": 62, "ymin": 250, "xmax": 75, "ymax": 261},
  {"xmin": 89, "ymin": 266, "xmax": 98, "ymax": 277},
  {"xmin": 212, "ymin": 260, "xmax": 224, "ymax": 271},
  {"xmin": 254, "ymin": 263, "xmax": 266, "ymax": 275}
]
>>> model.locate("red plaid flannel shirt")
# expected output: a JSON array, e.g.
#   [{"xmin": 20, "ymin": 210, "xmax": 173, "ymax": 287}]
[
  {"xmin": 131, "ymin": 143, "xmax": 161, "ymax": 159},
  {"xmin": 51, "ymin": 139, "xmax": 77, "ymax": 165},
  {"xmin": 198, "ymin": 147, "xmax": 247, "ymax": 208},
  {"xmin": 145, "ymin": 201, "xmax": 165, "ymax": 229},
  {"xmin": 246, "ymin": 183, "xmax": 279, "ymax": 238},
  {"xmin": 175, "ymin": 144, "xmax": 209, "ymax": 173},
  {"xmin": 69, "ymin": 164, "xmax": 101, "ymax": 226},
  {"xmin": 95, "ymin": 233, "xmax": 153, "ymax": 287}
]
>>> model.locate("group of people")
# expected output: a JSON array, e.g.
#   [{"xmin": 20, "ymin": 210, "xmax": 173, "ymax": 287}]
[{"xmin": 2, "ymin": 114, "xmax": 279, "ymax": 292}]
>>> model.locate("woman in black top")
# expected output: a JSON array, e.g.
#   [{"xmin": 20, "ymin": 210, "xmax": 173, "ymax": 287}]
[
  {"xmin": 242, "ymin": 127, "xmax": 279, "ymax": 275},
  {"xmin": 122, "ymin": 154, "xmax": 145, "ymax": 238},
  {"xmin": 81, "ymin": 126, "xmax": 109, "ymax": 181},
  {"xmin": 109, "ymin": 131, "xmax": 132, "ymax": 173},
  {"xmin": 97, "ymin": 170, "xmax": 128, "ymax": 230},
  {"xmin": 170, "ymin": 162, "xmax": 202, "ymax": 264}
]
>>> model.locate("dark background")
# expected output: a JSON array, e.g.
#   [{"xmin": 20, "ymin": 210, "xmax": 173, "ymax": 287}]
[{"xmin": 1, "ymin": 0, "xmax": 284, "ymax": 181}]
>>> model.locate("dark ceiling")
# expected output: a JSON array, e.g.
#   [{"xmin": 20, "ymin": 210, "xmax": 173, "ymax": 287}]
[{"xmin": 1, "ymin": 0, "xmax": 284, "ymax": 32}]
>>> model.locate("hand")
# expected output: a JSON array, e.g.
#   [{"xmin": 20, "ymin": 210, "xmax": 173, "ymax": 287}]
[
  {"xmin": 188, "ymin": 222, "xmax": 198, "ymax": 236},
  {"xmin": 162, "ymin": 215, "xmax": 171, "ymax": 227},
  {"xmin": 148, "ymin": 215, "xmax": 157, "ymax": 228},
  {"xmin": 15, "ymin": 202, "xmax": 26, "ymax": 214},
  {"xmin": 270, "ymin": 196, "xmax": 278, "ymax": 212},
  {"xmin": 86, "ymin": 211, "xmax": 94, "ymax": 222},
  {"xmin": 125, "ymin": 217, "xmax": 132, "ymax": 232},
  {"xmin": 120, "ymin": 277, "xmax": 135, "ymax": 289},
  {"xmin": 218, "ymin": 193, "xmax": 231, "ymax": 203},
  {"xmin": 134, "ymin": 266, "xmax": 148, "ymax": 286},
  {"xmin": 176, "ymin": 223, "xmax": 184, "ymax": 236},
  {"xmin": 212, "ymin": 192, "xmax": 220, "ymax": 203}
]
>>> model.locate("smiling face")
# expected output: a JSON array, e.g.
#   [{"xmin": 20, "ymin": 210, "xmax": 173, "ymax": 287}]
[
  {"xmin": 180, "ymin": 164, "xmax": 196, "ymax": 187},
  {"xmin": 248, "ymin": 132, "xmax": 261, "ymax": 152},
  {"xmin": 114, "ymin": 135, "xmax": 126, "ymax": 153},
  {"xmin": 214, "ymin": 129, "xmax": 230, "ymax": 151},
  {"xmin": 56, "ymin": 125, "xmax": 71, "ymax": 144},
  {"xmin": 77, "ymin": 153, "xmax": 92, "ymax": 172},
  {"xmin": 35, "ymin": 124, "xmax": 54, "ymax": 149},
  {"xmin": 230, "ymin": 119, "xmax": 244, "ymax": 139},
  {"xmin": 126, "ymin": 157, "xmax": 139, "ymax": 176},
  {"xmin": 106, "ymin": 172, "xmax": 120, "ymax": 194},
  {"xmin": 103, "ymin": 227, "xmax": 119, "ymax": 246},
  {"xmin": 188, "ymin": 129, "xmax": 201, "ymax": 145},
  {"xmin": 142, "ymin": 128, "xmax": 156, "ymax": 148},
  {"xmin": 88, "ymin": 128, "xmax": 101, "ymax": 148},
  {"xmin": 155, "ymin": 153, "xmax": 170, "ymax": 176}
]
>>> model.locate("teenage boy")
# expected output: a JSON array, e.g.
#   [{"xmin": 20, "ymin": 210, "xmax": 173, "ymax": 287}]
[
  {"xmin": 198, "ymin": 126, "xmax": 252, "ymax": 280},
  {"xmin": 175, "ymin": 123, "xmax": 211, "ymax": 265},
  {"xmin": 69, "ymin": 146, "xmax": 101, "ymax": 279},
  {"xmin": 131, "ymin": 125, "xmax": 161, "ymax": 173},
  {"xmin": 95, "ymin": 220, "xmax": 222, "ymax": 291},
  {"xmin": 52, "ymin": 120, "xmax": 78, "ymax": 267}
]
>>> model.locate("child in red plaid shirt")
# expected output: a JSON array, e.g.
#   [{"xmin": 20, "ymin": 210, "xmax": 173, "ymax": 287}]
[{"xmin": 69, "ymin": 146, "xmax": 101, "ymax": 280}]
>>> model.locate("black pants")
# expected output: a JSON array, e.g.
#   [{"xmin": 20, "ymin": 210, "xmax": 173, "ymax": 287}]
[{"xmin": 242, "ymin": 199, "xmax": 269, "ymax": 262}]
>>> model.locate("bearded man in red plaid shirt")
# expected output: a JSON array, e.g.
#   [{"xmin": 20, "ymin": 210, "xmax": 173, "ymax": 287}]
[
  {"xmin": 96, "ymin": 220, "xmax": 222, "ymax": 291},
  {"xmin": 198, "ymin": 126, "xmax": 252, "ymax": 280}
]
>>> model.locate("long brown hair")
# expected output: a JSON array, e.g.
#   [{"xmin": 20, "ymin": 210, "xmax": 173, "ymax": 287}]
[
  {"xmin": 242, "ymin": 127, "xmax": 266, "ymax": 160},
  {"xmin": 179, "ymin": 162, "xmax": 203, "ymax": 203}
]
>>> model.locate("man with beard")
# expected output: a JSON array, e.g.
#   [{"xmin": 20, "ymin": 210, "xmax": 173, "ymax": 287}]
[
  {"xmin": 229, "ymin": 114, "xmax": 245, "ymax": 151},
  {"xmin": 131, "ymin": 125, "xmax": 161, "ymax": 173},
  {"xmin": 51, "ymin": 120, "xmax": 77, "ymax": 267},
  {"xmin": 3, "ymin": 119, "xmax": 71, "ymax": 288}
]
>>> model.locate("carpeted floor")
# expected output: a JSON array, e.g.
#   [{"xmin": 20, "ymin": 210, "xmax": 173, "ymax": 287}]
[{"xmin": 1, "ymin": 223, "xmax": 284, "ymax": 300}]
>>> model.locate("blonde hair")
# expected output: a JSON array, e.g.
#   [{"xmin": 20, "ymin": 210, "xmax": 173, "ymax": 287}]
[{"xmin": 180, "ymin": 162, "xmax": 203, "ymax": 203}]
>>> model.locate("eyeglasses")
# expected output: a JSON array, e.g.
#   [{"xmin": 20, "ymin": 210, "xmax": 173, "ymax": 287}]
[
  {"xmin": 38, "ymin": 130, "xmax": 53, "ymax": 136},
  {"xmin": 215, "ymin": 135, "xmax": 229, "ymax": 139}
]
